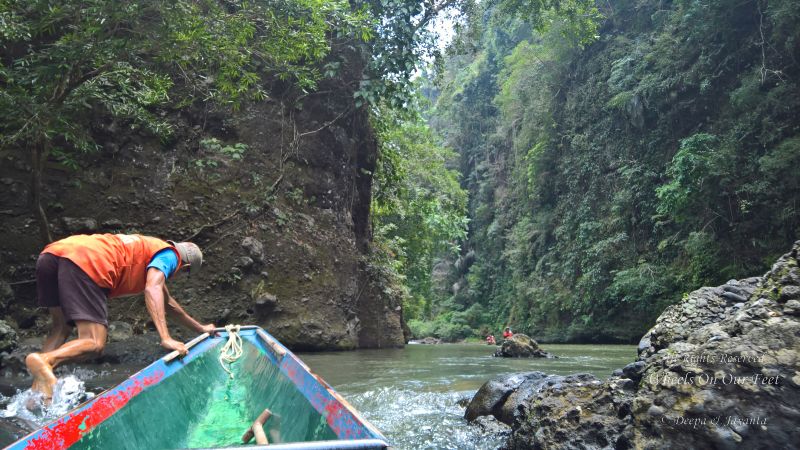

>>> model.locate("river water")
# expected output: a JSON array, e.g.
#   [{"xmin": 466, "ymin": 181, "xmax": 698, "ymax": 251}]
[
  {"xmin": 0, "ymin": 343, "xmax": 635, "ymax": 449},
  {"xmin": 299, "ymin": 343, "xmax": 636, "ymax": 449}
]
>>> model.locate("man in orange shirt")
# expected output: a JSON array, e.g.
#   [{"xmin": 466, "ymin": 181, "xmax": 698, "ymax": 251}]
[{"xmin": 25, "ymin": 234, "xmax": 216, "ymax": 400}]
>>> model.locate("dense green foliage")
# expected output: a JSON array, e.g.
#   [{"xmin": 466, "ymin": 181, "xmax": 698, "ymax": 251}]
[
  {"xmin": 4, "ymin": 0, "xmax": 796, "ymax": 345},
  {"xmin": 353, "ymin": 0, "xmax": 599, "ymax": 107},
  {"xmin": 365, "ymin": 0, "xmax": 601, "ymax": 341},
  {"xmin": 0, "ymin": 0, "xmax": 367, "ymax": 242},
  {"xmin": 0, "ymin": 0, "xmax": 364, "ymax": 150},
  {"xmin": 427, "ymin": 0, "xmax": 800, "ymax": 342},
  {"xmin": 370, "ymin": 97, "xmax": 469, "ymax": 332}
]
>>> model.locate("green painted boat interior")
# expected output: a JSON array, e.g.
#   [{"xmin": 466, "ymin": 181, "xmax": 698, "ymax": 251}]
[{"xmin": 71, "ymin": 339, "xmax": 337, "ymax": 449}]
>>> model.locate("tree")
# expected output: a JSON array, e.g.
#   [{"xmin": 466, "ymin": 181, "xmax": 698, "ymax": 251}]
[
  {"xmin": 371, "ymin": 94, "xmax": 468, "ymax": 319},
  {"xmin": 0, "ymin": 0, "xmax": 364, "ymax": 243},
  {"xmin": 430, "ymin": 0, "xmax": 800, "ymax": 342}
]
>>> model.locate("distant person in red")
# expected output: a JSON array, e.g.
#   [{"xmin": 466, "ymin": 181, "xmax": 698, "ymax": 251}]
[
  {"xmin": 26, "ymin": 234, "xmax": 215, "ymax": 402},
  {"xmin": 503, "ymin": 327, "xmax": 513, "ymax": 339},
  {"xmin": 485, "ymin": 335, "xmax": 496, "ymax": 345}
]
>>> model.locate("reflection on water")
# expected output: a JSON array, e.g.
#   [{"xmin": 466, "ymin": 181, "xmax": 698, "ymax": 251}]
[{"xmin": 300, "ymin": 343, "xmax": 636, "ymax": 450}]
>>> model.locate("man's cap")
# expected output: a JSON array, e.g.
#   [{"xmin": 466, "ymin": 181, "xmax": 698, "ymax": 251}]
[{"xmin": 168, "ymin": 241, "xmax": 203, "ymax": 274}]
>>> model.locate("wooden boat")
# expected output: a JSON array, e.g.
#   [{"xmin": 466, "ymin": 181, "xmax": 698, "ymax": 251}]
[{"xmin": 6, "ymin": 326, "xmax": 389, "ymax": 449}]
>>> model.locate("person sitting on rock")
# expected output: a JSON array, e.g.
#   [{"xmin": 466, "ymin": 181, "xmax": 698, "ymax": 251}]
[
  {"xmin": 485, "ymin": 334, "xmax": 496, "ymax": 345},
  {"xmin": 26, "ymin": 233, "xmax": 216, "ymax": 402},
  {"xmin": 503, "ymin": 327, "xmax": 513, "ymax": 339}
]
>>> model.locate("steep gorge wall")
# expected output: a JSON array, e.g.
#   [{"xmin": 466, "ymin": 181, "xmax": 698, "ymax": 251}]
[
  {"xmin": 436, "ymin": 0, "xmax": 800, "ymax": 342},
  {"xmin": 0, "ymin": 78, "xmax": 406, "ymax": 351}
]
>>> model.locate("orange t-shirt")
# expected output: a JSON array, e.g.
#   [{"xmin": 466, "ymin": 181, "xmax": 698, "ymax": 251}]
[{"xmin": 43, "ymin": 234, "xmax": 181, "ymax": 298}]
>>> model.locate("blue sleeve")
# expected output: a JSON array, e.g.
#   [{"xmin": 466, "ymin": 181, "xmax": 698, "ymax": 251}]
[{"xmin": 147, "ymin": 248, "xmax": 179, "ymax": 279}]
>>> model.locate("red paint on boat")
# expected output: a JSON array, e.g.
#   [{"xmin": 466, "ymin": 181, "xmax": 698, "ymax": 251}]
[
  {"xmin": 324, "ymin": 401, "xmax": 357, "ymax": 439},
  {"xmin": 24, "ymin": 371, "xmax": 164, "ymax": 450},
  {"xmin": 284, "ymin": 362, "xmax": 302, "ymax": 389}
]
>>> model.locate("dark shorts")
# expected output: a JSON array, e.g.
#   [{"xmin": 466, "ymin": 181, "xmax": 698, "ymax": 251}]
[{"xmin": 36, "ymin": 253, "xmax": 110, "ymax": 327}]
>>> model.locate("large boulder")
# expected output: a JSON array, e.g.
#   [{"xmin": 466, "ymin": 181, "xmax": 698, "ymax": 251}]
[
  {"xmin": 471, "ymin": 415, "xmax": 512, "ymax": 435},
  {"xmin": 493, "ymin": 241, "xmax": 800, "ymax": 449},
  {"xmin": 637, "ymin": 277, "xmax": 759, "ymax": 359},
  {"xmin": 493, "ymin": 334, "xmax": 554, "ymax": 358},
  {"xmin": 465, "ymin": 372, "xmax": 605, "ymax": 427},
  {"xmin": 507, "ymin": 375, "xmax": 635, "ymax": 449},
  {"xmin": 465, "ymin": 372, "xmax": 548, "ymax": 423}
]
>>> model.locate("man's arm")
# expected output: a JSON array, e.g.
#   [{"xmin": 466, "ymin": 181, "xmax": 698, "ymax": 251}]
[
  {"xmin": 163, "ymin": 283, "xmax": 216, "ymax": 335},
  {"xmin": 143, "ymin": 268, "xmax": 188, "ymax": 355}
]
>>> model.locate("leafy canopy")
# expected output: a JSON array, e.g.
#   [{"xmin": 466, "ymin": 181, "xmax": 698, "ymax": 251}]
[
  {"xmin": 0, "ymin": 0, "xmax": 368, "ymax": 161},
  {"xmin": 371, "ymin": 92, "xmax": 468, "ymax": 321}
]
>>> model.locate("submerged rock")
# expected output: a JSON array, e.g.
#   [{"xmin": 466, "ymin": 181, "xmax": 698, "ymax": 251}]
[
  {"xmin": 493, "ymin": 334, "xmax": 553, "ymax": 358},
  {"xmin": 490, "ymin": 241, "xmax": 800, "ymax": 449},
  {"xmin": 0, "ymin": 416, "xmax": 37, "ymax": 443}
]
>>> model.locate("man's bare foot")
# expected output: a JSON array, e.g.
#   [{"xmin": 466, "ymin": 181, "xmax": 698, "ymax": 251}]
[
  {"xmin": 26, "ymin": 353, "xmax": 57, "ymax": 401},
  {"xmin": 25, "ymin": 393, "xmax": 47, "ymax": 412}
]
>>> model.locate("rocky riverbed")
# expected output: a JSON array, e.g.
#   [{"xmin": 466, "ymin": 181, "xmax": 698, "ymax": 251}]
[{"xmin": 466, "ymin": 241, "xmax": 800, "ymax": 449}]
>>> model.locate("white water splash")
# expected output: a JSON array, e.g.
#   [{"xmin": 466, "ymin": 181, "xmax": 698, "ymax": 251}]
[
  {"xmin": 347, "ymin": 387, "xmax": 507, "ymax": 450},
  {"xmin": 1, "ymin": 375, "xmax": 95, "ymax": 426}
]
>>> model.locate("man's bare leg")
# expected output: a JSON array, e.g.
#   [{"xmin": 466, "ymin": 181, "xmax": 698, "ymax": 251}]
[
  {"xmin": 26, "ymin": 308, "xmax": 72, "ymax": 397},
  {"xmin": 42, "ymin": 307, "xmax": 73, "ymax": 352},
  {"xmin": 26, "ymin": 321, "xmax": 107, "ymax": 400}
]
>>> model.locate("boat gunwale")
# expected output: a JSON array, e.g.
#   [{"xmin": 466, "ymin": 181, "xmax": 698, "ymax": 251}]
[
  {"xmin": 5, "ymin": 326, "xmax": 389, "ymax": 450},
  {"xmin": 184, "ymin": 438, "xmax": 390, "ymax": 449},
  {"xmin": 242, "ymin": 329, "xmax": 389, "ymax": 445}
]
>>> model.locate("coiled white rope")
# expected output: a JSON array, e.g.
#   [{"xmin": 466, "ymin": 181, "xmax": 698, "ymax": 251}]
[{"xmin": 219, "ymin": 324, "xmax": 243, "ymax": 378}]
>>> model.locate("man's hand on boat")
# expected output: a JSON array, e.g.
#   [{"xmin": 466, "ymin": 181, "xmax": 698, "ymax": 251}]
[
  {"xmin": 161, "ymin": 337, "xmax": 189, "ymax": 355},
  {"xmin": 161, "ymin": 324, "xmax": 217, "ymax": 356},
  {"xmin": 199, "ymin": 323, "xmax": 219, "ymax": 336}
]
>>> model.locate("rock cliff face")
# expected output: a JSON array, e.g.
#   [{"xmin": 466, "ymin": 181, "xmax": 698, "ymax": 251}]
[
  {"xmin": 0, "ymin": 79, "xmax": 406, "ymax": 352},
  {"xmin": 469, "ymin": 242, "xmax": 800, "ymax": 449}
]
